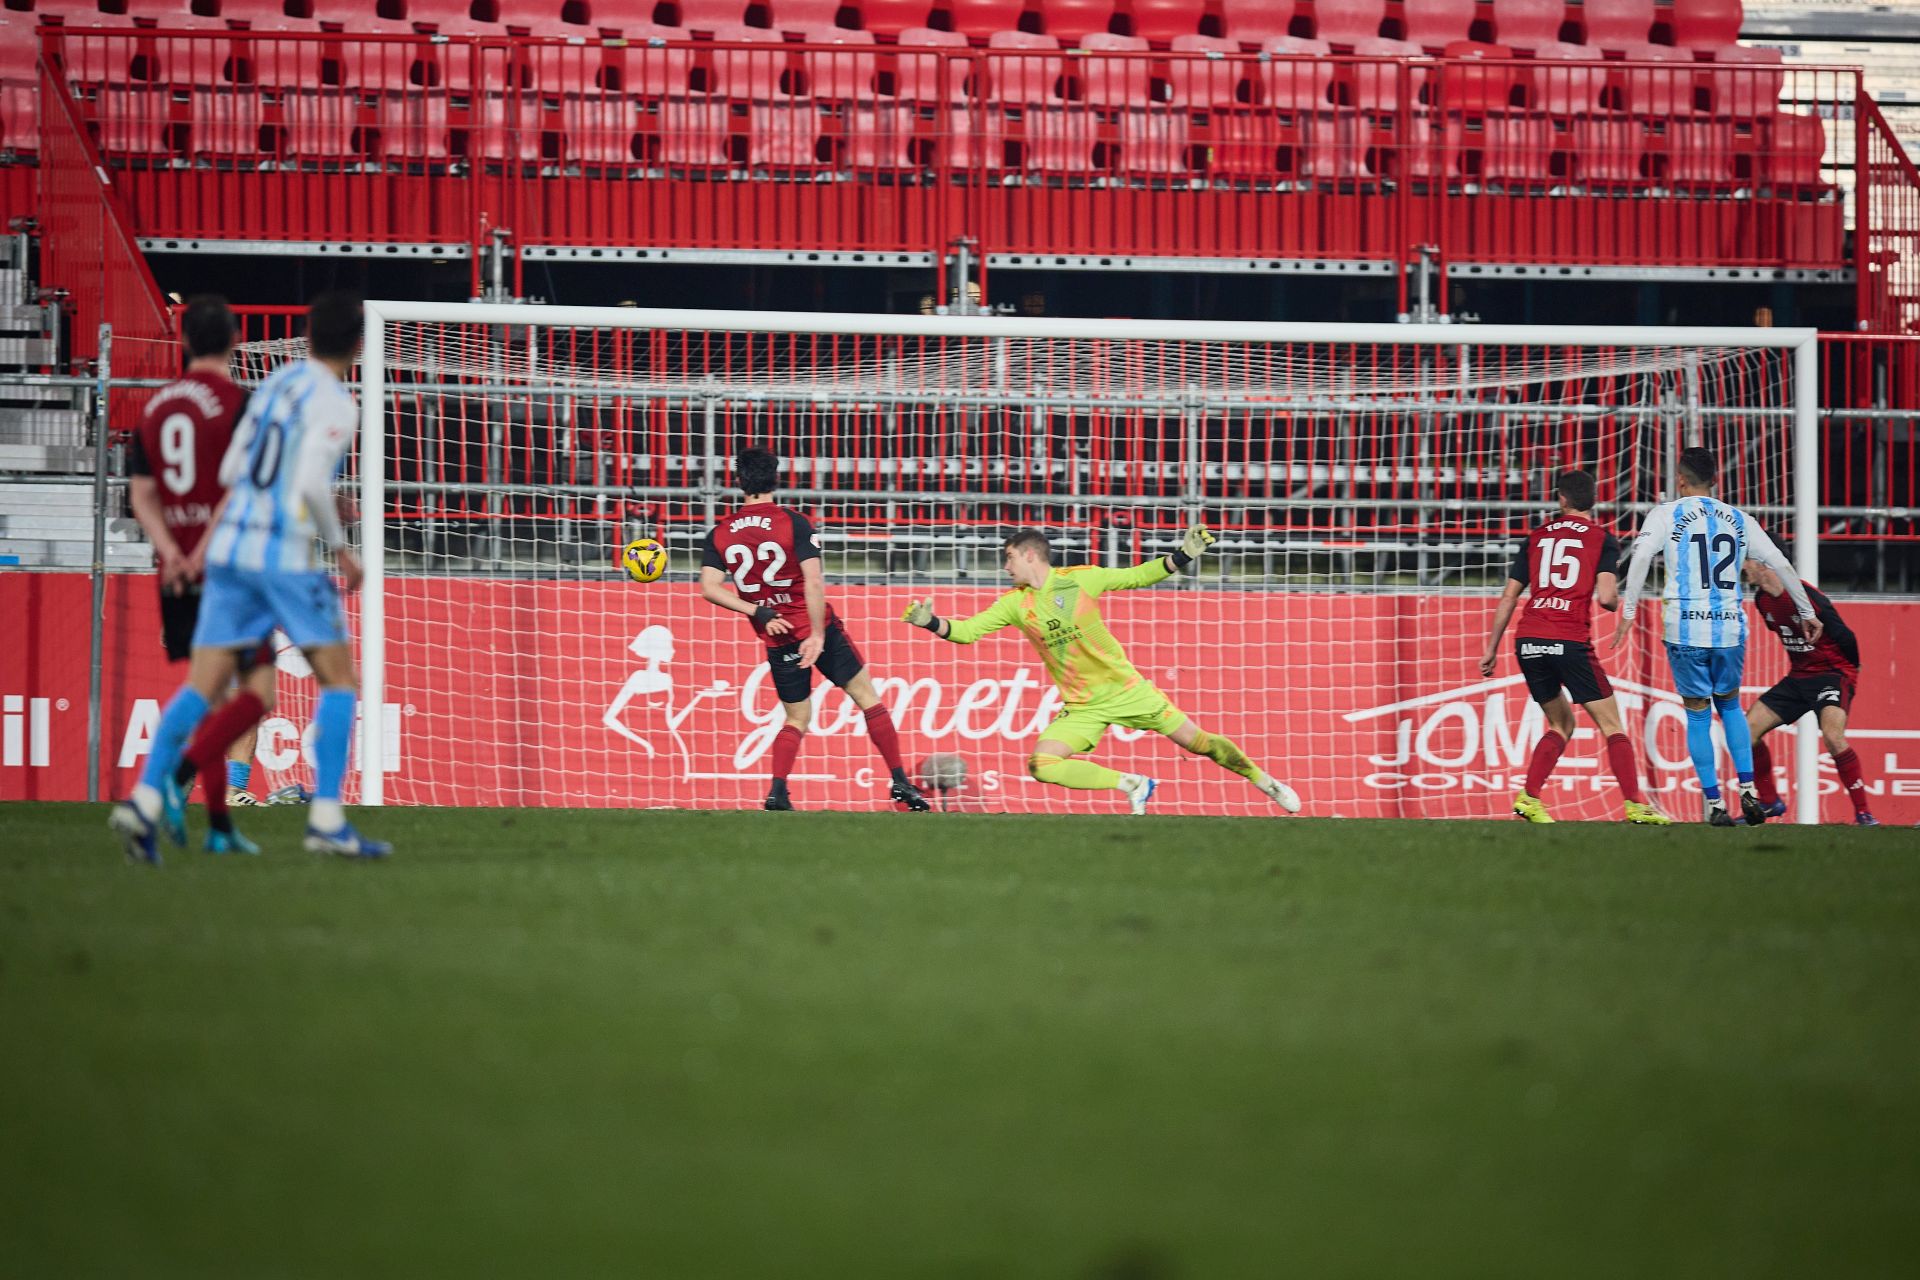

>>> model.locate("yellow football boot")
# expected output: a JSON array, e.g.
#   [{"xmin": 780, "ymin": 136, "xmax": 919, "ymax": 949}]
[
  {"xmin": 1512, "ymin": 791, "xmax": 1555, "ymax": 824},
  {"xmin": 1624, "ymin": 800, "xmax": 1672, "ymax": 826}
]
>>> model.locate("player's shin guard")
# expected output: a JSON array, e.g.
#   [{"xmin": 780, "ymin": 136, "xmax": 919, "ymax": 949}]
[
  {"xmin": 1029, "ymin": 753, "xmax": 1121, "ymax": 791},
  {"xmin": 862, "ymin": 704, "xmax": 907, "ymax": 775},
  {"xmin": 1184, "ymin": 729, "xmax": 1261, "ymax": 781},
  {"xmin": 227, "ymin": 759, "xmax": 251, "ymax": 793},
  {"xmin": 138, "ymin": 687, "xmax": 209, "ymax": 801},
  {"xmin": 1605, "ymin": 733, "xmax": 1644, "ymax": 804},
  {"xmin": 770, "ymin": 725, "xmax": 803, "ymax": 781},
  {"xmin": 184, "ymin": 691, "xmax": 266, "ymax": 833},
  {"xmin": 1715, "ymin": 697, "xmax": 1755, "ymax": 783},
  {"xmin": 1833, "ymin": 747, "xmax": 1872, "ymax": 815},
  {"xmin": 310, "ymin": 688, "xmax": 355, "ymax": 832},
  {"xmin": 1685, "ymin": 705, "xmax": 1721, "ymax": 800},
  {"xmin": 1524, "ymin": 730, "xmax": 1567, "ymax": 798},
  {"xmin": 1751, "ymin": 739, "xmax": 1781, "ymax": 806}
]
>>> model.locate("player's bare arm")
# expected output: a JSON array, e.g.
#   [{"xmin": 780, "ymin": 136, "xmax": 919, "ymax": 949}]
[
  {"xmin": 129, "ymin": 474, "xmax": 188, "ymax": 590},
  {"xmin": 699, "ymin": 565, "xmax": 793, "ymax": 635},
  {"xmin": 1480, "ymin": 580, "xmax": 1525, "ymax": 678},
  {"xmin": 1595, "ymin": 571, "xmax": 1620, "ymax": 612},
  {"xmin": 796, "ymin": 558, "xmax": 828, "ymax": 668}
]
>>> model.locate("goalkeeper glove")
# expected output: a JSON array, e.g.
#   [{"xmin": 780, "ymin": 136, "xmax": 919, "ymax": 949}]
[
  {"xmin": 902, "ymin": 599, "xmax": 942, "ymax": 634},
  {"xmin": 1170, "ymin": 523, "xmax": 1215, "ymax": 570}
]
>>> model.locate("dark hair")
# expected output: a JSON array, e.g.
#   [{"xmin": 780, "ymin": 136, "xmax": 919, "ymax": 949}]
[
  {"xmin": 180, "ymin": 295, "xmax": 236, "ymax": 359},
  {"xmin": 306, "ymin": 292, "xmax": 363, "ymax": 360},
  {"xmin": 1004, "ymin": 529, "xmax": 1053, "ymax": 564},
  {"xmin": 735, "ymin": 446, "xmax": 779, "ymax": 496},
  {"xmin": 1554, "ymin": 469, "xmax": 1597, "ymax": 512},
  {"xmin": 1678, "ymin": 447, "xmax": 1717, "ymax": 487}
]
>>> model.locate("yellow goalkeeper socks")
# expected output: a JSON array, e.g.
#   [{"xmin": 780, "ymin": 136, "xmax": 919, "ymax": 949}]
[
  {"xmin": 1186, "ymin": 730, "xmax": 1261, "ymax": 782},
  {"xmin": 1029, "ymin": 754, "xmax": 1123, "ymax": 791}
]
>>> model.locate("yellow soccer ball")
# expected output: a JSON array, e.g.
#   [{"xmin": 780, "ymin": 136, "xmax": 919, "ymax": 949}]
[{"xmin": 620, "ymin": 537, "xmax": 669, "ymax": 584}]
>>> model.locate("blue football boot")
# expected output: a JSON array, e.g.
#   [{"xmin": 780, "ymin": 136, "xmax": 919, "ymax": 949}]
[
  {"xmin": 109, "ymin": 802, "xmax": 161, "ymax": 866},
  {"xmin": 303, "ymin": 823, "xmax": 392, "ymax": 859}
]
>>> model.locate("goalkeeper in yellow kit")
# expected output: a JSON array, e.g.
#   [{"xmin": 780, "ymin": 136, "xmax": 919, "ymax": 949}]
[{"xmin": 902, "ymin": 526, "xmax": 1302, "ymax": 815}]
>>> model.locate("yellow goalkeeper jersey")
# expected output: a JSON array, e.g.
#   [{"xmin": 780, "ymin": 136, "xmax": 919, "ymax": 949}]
[{"xmin": 943, "ymin": 559, "xmax": 1171, "ymax": 705}]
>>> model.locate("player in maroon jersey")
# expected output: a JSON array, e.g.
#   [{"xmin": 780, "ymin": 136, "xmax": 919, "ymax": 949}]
[
  {"xmin": 1478, "ymin": 470, "xmax": 1669, "ymax": 825},
  {"xmin": 1743, "ymin": 559, "xmax": 1879, "ymax": 825},
  {"xmin": 126, "ymin": 296, "xmax": 276, "ymax": 828},
  {"xmin": 699, "ymin": 447, "xmax": 930, "ymax": 813}
]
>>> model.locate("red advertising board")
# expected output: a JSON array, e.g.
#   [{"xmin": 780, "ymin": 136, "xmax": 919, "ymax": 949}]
[{"xmin": 5, "ymin": 573, "xmax": 1918, "ymax": 824}]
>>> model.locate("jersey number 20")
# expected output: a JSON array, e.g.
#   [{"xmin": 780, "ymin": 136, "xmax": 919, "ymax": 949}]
[{"xmin": 723, "ymin": 542, "xmax": 793, "ymax": 594}]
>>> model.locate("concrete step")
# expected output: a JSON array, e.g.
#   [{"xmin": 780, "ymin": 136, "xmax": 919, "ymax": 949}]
[
  {"xmin": 0, "ymin": 336, "xmax": 58, "ymax": 366},
  {"xmin": 0, "ymin": 539, "xmax": 151, "ymax": 569},
  {"xmin": 0, "ymin": 444, "xmax": 94, "ymax": 473},
  {"xmin": 0, "ymin": 409, "xmax": 89, "ymax": 446},
  {"xmin": 0, "ymin": 513, "xmax": 144, "ymax": 540}
]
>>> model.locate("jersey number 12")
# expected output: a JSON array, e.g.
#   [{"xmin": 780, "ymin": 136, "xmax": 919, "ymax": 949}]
[{"xmin": 1690, "ymin": 531, "xmax": 1738, "ymax": 590}]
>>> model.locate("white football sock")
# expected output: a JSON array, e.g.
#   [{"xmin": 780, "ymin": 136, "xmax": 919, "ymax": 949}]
[{"xmin": 310, "ymin": 799, "xmax": 345, "ymax": 832}]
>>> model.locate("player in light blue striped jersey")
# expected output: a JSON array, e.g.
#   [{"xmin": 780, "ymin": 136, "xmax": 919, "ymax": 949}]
[
  {"xmin": 1612, "ymin": 447, "xmax": 1821, "ymax": 826},
  {"xmin": 110, "ymin": 294, "xmax": 389, "ymax": 862}
]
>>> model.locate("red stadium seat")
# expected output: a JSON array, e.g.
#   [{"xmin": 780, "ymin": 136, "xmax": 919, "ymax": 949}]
[
  {"xmin": 1127, "ymin": 0, "xmax": 1203, "ymax": 46},
  {"xmin": 1077, "ymin": 32, "xmax": 1149, "ymax": 110},
  {"xmin": 1, "ymin": 83, "xmax": 37, "ymax": 152},
  {"xmin": 1765, "ymin": 111, "xmax": 1823, "ymax": 187},
  {"xmin": 121, "ymin": 0, "xmax": 230, "ymax": 29},
  {"xmin": 1490, "ymin": 0, "xmax": 1566, "ymax": 52},
  {"xmin": 946, "ymin": 0, "xmax": 1023, "ymax": 41},
  {"xmin": 604, "ymin": 33, "xmax": 696, "ymax": 95},
  {"xmin": 658, "ymin": 95, "xmax": 731, "ymax": 164},
  {"xmin": 404, "ymin": 0, "xmax": 504, "ymax": 34},
  {"xmin": 94, "ymin": 87, "xmax": 172, "ymax": 155},
  {"xmin": 1022, "ymin": 106, "xmax": 1098, "ymax": 173},
  {"xmin": 1260, "ymin": 36, "xmax": 1332, "ymax": 111},
  {"xmin": 1313, "ymin": 0, "xmax": 1383, "ymax": 48},
  {"xmin": 768, "ymin": 0, "xmax": 839, "ymax": 32},
  {"xmin": 560, "ymin": 91, "xmax": 642, "ymax": 163},
  {"xmin": 189, "ymin": 88, "xmax": 265, "ymax": 154},
  {"xmin": 378, "ymin": 91, "xmax": 450, "ymax": 161},
  {"xmin": 1669, "ymin": 0, "xmax": 1741, "ymax": 53},
  {"xmin": 842, "ymin": 103, "xmax": 916, "ymax": 168},
  {"xmin": 1218, "ymin": 0, "xmax": 1293, "ymax": 47},
  {"xmin": 246, "ymin": 34, "xmax": 331, "ymax": 89},
  {"xmin": 336, "ymin": 38, "xmax": 438, "ymax": 93},
  {"xmin": 1351, "ymin": 36, "xmax": 1423, "ymax": 113},
  {"xmin": 1477, "ymin": 112, "xmax": 1554, "ymax": 183},
  {"xmin": 748, "ymin": 102, "xmax": 820, "ymax": 166},
  {"xmin": 1437, "ymin": 40, "xmax": 1517, "ymax": 114},
  {"xmin": 707, "ymin": 23, "xmax": 792, "ymax": 98},
  {"xmin": 675, "ymin": 0, "xmax": 753, "ymax": 31},
  {"xmin": 279, "ymin": 88, "xmax": 361, "ymax": 158},
  {"xmin": 1296, "ymin": 114, "xmax": 1366, "ymax": 180},
  {"xmin": 1703, "ymin": 45, "xmax": 1783, "ymax": 117},
  {"xmin": 1580, "ymin": 0, "xmax": 1653, "ymax": 53},
  {"xmin": 985, "ymin": 30, "xmax": 1062, "ymax": 104},
  {"xmin": 1402, "ymin": 0, "xmax": 1475, "ymax": 50},
  {"xmin": 1659, "ymin": 119, "xmax": 1735, "ymax": 184},
  {"xmin": 804, "ymin": 28, "xmax": 876, "ymax": 99},
  {"xmin": 1037, "ymin": 0, "xmax": 1112, "ymax": 45},
  {"xmin": 1528, "ymin": 42, "xmax": 1606, "ymax": 116},
  {"xmin": 471, "ymin": 93, "xmax": 545, "ymax": 161},
  {"xmin": 1121, "ymin": 106, "xmax": 1188, "ymax": 172},
  {"xmin": 894, "ymin": 27, "xmax": 969, "ymax": 101},
  {"xmin": 1617, "ymin": 43, "xmax": 1699, "ymax": 117},
  {"xmin": 1165, "ymin": 33, "xmax": 1247, "ymax": 109},
  {"xmin": 858, "ymin": 0, "xmax": 933, "ymax": 40},
  {"xmin": 1398, "ymin": 114, "xmax": 1463, "ymax": 181},
  {"xmin": 940, "ymin": 105, "xmax": 1004, "ymax": 169},
  {"xmin": 218, "ymin": 0, "xmax": 323, "ymax": 30},
  {"xmin": 582, "ymin": 0, "xmax": 659, "ymax": 34},
  {"xmin": 1574, "ymin": 116, "xmax": 1644, "ymax": 183},
  {"xmin": 55, "ymin": 20, "xmax": 147, "ymax": 85}
]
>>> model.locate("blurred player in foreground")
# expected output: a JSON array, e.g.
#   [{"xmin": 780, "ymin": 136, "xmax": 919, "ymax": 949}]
[
  {"xmin": 699, "ymin": 447, "xmax": 930, "ymax": 813},
  {"xmin": 1614, "ymin": 447, "xmax": 1819, "ymax": 827},
  {"xmin": 901, "ymin": 526, "xmax": 1300, "ymax": 816},
  {"xmin": 1743, "ymin": 560, "xmax": 1880, "ymax": 826},
  {"xmin": 1478, "ymin": 470, "xmax": 1668, "ymax": 825},
  {"xmin": 126, "ymin": 295, "xmax": 274, "ymax": 824},
  {"xmin": 110, "ymin": 293, "xmax": 388, "ymax": 863}
]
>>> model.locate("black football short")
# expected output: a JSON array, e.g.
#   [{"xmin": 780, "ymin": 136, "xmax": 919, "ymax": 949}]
[
  {"xmin": 1516, "ymin": 638, "xmax": 1613, "ymax": 706},
  {"xmin": 157, "ymin": 579, "xmax": 273, "ymax": 669},
  {"xmin": 768, "ymin": 621, "xmax": 866, "ymax": 705},
  {"xmin": 1758, "ymin": 672, "xmax": 1856, "ymax": 725}
]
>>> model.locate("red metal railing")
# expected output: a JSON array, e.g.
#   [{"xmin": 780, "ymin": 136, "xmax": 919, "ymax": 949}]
[
  {"xmin": 41, "ymin": 30, "xmax": 1866, "ymax": 304},
  {"xmin": 1819, "ymin": 333, "xmax": 1920, "ymax": 542},
  {"xmin": 1857, "ymin": 95, "xmax": 1920, "ymax": 336},
  {"xmin": 36, "ymin": 48, "xmax": 174, "ymax": 407}
]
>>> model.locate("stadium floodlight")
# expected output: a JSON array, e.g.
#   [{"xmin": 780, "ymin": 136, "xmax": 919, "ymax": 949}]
[{"xmin": 239, "ymin": 308, "xmax": 1821, "ymax": 822}]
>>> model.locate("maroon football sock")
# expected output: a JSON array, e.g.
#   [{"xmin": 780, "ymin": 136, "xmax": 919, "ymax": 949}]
[
  {"xmin": 1833, "ymin": 747, "xmax": 1870, "ymax": 814},
  {"xmin": 862, "ymin": 703, "xmax": 906, "ymax": 774},
  {"xmin": 1751, "ymin": 739, "xmax": 1781, "ymax": 806},
  {"xmin": 1524, "ymin": 731, "xmax": 1567, "ymax": 798},
  {"xmin": 185, "ymin": 691, "xmax": 265, "ymax": 830},
  {"xmin": 1605, "ymin": 733, "xmax": 1644, "ymax": 804},
  {"xmin": 770, "ymin": 725, "xmax": 803, "ymax": 782}
]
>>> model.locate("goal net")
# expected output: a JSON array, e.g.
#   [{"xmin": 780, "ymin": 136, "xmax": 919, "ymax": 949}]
[{"xmin": 237, "ymin": 310, "xmax": 1819, "ymax": 821}]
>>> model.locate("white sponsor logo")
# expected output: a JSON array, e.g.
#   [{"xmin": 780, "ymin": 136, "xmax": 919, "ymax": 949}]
[
  {"xmin": 1818, "ymin": 687, "xmax": 1842, "ymax": 703},
  {"xmin": 2, "ymin": 695, "xmax": 52, "ymax": 768},
  {"xmin": 1518, "ymin": 642, "xmax": 1566, "ymax": 658},
  {"xmin": 117, "ymin": 698, "xmax": 402, "ymax": 774}
]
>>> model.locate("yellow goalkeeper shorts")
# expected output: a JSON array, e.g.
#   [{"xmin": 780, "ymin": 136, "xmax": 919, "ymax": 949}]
[{"xmin": 1039, "ymin": 682, "xmax": 1188, "ymax": 754}]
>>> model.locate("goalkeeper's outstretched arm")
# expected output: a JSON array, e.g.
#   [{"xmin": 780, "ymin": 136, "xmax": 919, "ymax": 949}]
[
  {"xmin": 902, "ymin": 595, "xmax": 1017, "ymax": 644},
  {"xmin": 1077, "ymin": 523, "xmax": 1218, "ymax": 592}
]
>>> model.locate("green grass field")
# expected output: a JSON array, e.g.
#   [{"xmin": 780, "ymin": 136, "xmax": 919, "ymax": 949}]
[{"xmin": 2, "ymin": 804, "xmax": 1916, "ymax": 1278}]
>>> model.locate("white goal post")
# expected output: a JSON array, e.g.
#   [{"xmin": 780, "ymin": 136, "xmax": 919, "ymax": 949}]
[{"xmin": 343, "ymin": 305, "xmax": 1822, "ymax": 822}]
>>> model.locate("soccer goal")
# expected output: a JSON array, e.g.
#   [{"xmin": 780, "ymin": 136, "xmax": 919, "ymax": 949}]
[{"xmin": 239, "ymin": 308, "xmax": 1823, "ymax": 822}]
